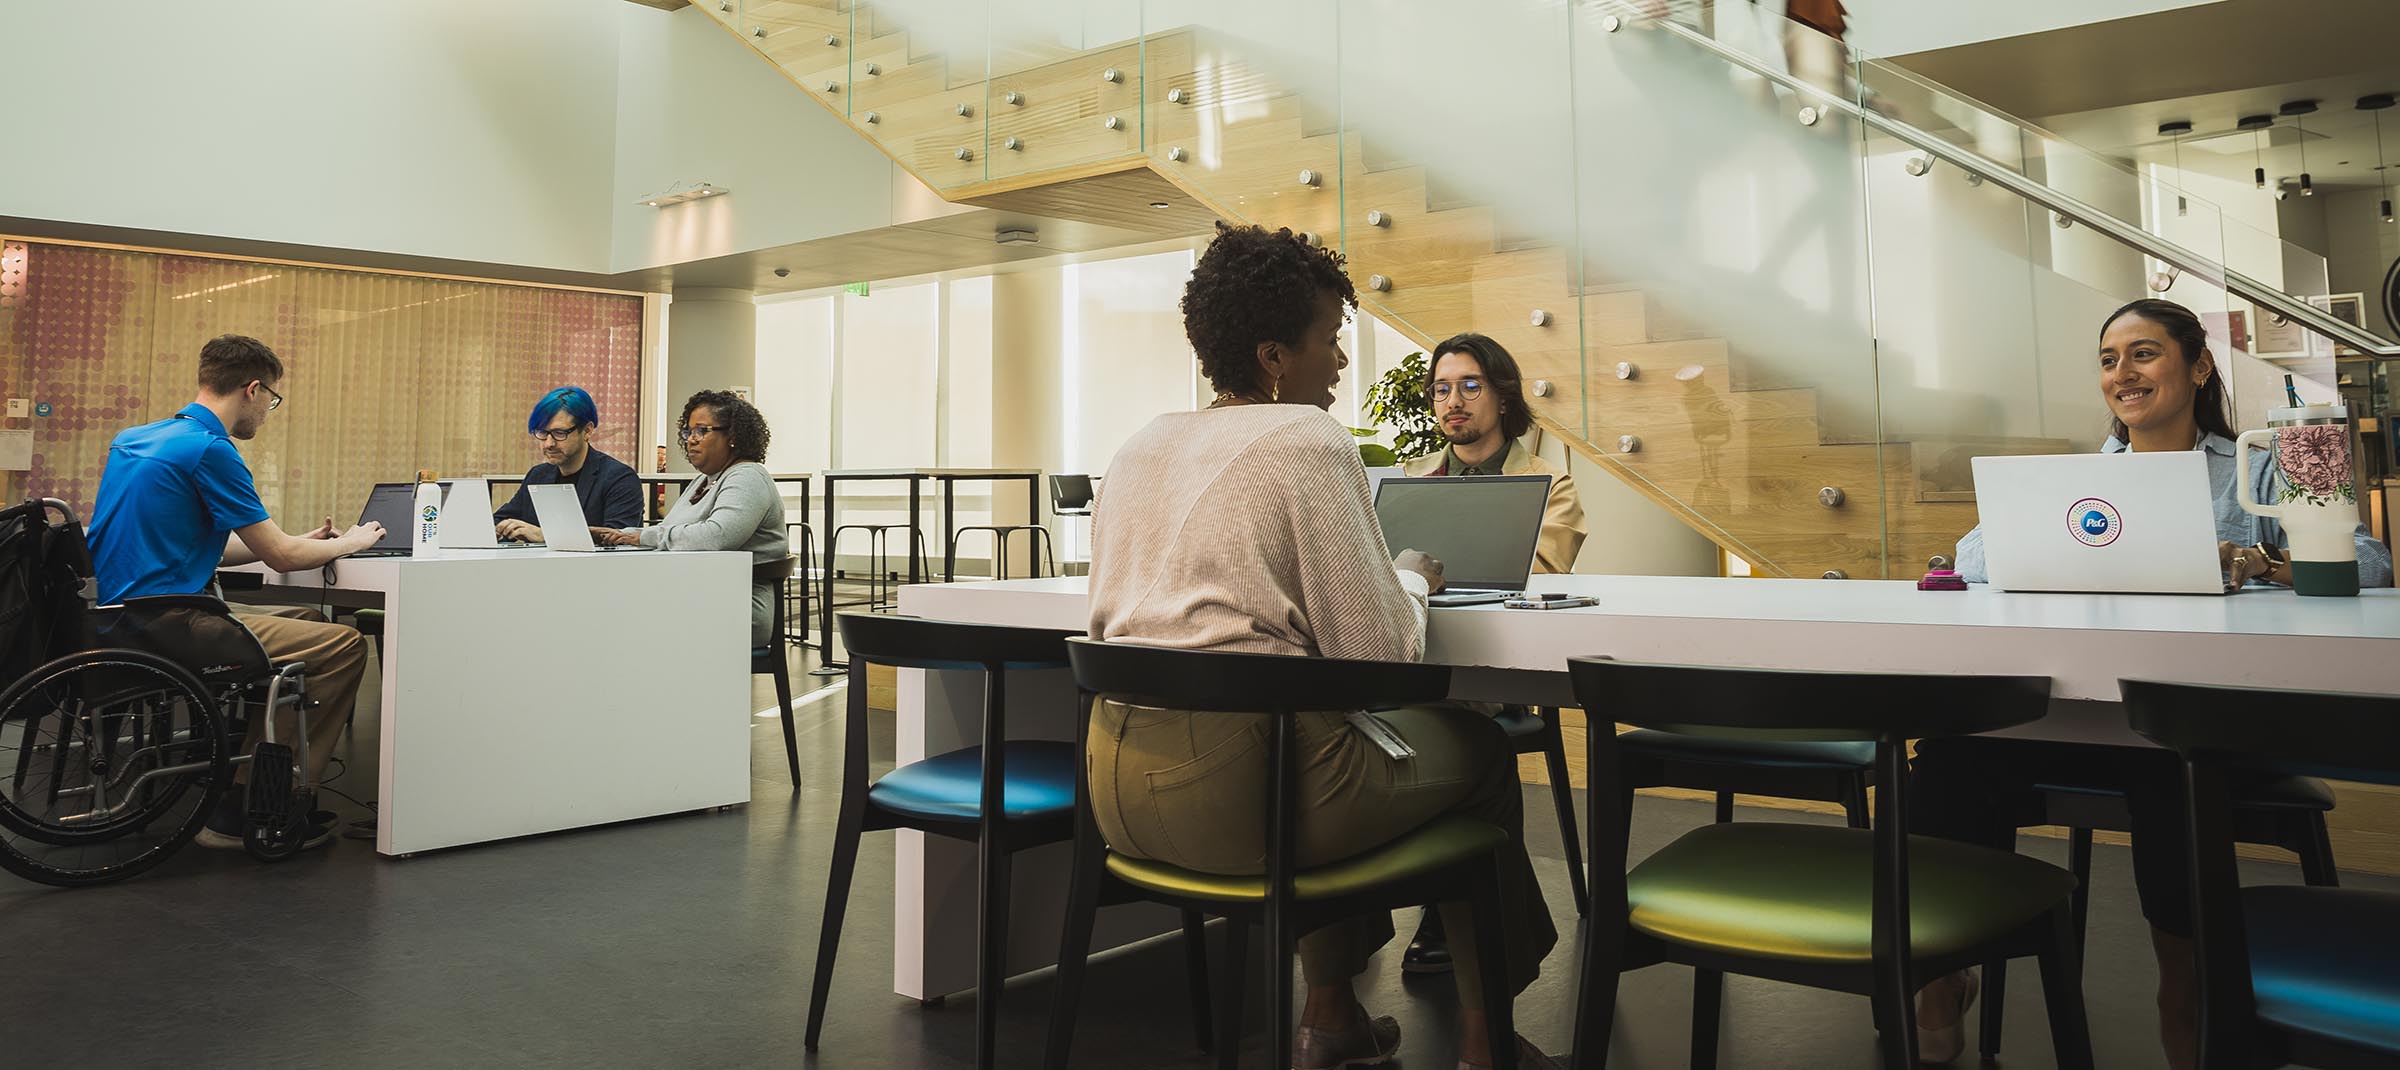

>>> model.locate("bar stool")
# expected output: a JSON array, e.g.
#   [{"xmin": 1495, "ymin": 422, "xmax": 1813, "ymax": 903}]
[
  {"xmin": 825, "ymin": 523, "xmax": 931, "ymax": 613},
  {"xmin": 1047, "ymin": 639, "xmax": 1520, "ymax": 1070},
  {"xmin": 753, "ymin": 556, "xmax": 800, "ymax": 785},
  {"xmin": 2126, "ymin": 679, "xmax": 2400, "ymax": 1069},
  {"xmin": 783, "ymin": 521, "xmax": 818, "ymax": 649},
  {"xmin": 806, "ymin": 614, "xmax": 1209, "ymax": 1070},
  {"xmin": 1568, "ymin": 658, "xmax": 2093, "ymax": 1070},
  {"xmin": 945, "ymin": 520, "xmax": 1056, "ymax": 582}
]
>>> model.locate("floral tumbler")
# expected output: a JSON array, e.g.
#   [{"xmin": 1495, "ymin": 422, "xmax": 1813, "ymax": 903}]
[{"xmin": 2236, "ymin": 404, "xmax": 2359, "ymax": 597}]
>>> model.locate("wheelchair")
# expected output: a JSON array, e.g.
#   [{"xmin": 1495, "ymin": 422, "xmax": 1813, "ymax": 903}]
[{"xmin": 0, "ymin": 499, "xmax": 325, "ymax": 887}]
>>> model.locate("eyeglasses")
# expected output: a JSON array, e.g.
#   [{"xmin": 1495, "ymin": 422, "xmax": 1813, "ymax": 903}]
[
  {"xmin": 256, "ymin": 382, "xmax": 284, "ymax": 411},
  {"xmin": 1425, "ymin": 377, "xmax": 1484, "ymax": 404},
  {"xmin": 530, "ymin": 424, "xmax": 586, "ymax": 443},
  {"xmin": 677, "ymin": 424, "xmax": 722, "ymax": 443}
]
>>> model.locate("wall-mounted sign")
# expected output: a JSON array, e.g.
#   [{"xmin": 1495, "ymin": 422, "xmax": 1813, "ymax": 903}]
[{"xmin": 32, "ymin": 402, "xmax": 51, "ymax": 418}]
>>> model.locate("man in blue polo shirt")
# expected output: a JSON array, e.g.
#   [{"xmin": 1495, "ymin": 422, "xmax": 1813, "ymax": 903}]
[
  {"xmin": 87, "ymin": 334, "xmax": 382, "ymax": 852},
  {"xmin": 491, "ymin": 385, "xmax": 642, "ymax": 541}
]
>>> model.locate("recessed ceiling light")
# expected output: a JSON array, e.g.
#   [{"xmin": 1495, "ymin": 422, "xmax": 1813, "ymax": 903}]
[{"xmin": 1148, "ymin": 201, "xmax": 1171, "ymax": 209}]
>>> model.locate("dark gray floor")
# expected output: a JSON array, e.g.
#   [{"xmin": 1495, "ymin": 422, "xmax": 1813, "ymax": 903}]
[{"xmin": 4, "ymin": 645, "xmax": 2385, "ymax": 1069}]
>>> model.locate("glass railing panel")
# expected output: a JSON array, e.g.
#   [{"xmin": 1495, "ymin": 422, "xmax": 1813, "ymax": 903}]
[
  {"xmin": 840, "ymin": 0, "xmax": 987, "ymax": 188},
  {"xmin": 1333, "ymin": 0, "xmax": 1588, "ymax": 443},
  {"xmin": 1570, "ymin": 1, "xmax": 1887, "ymax": 578},
  {"xmin": 1141, "ymin": 0, "xmax": 1341, "ymax": 244},
  {"xmin": 735, "ymin": 0, "xmax": 856, "ymax": 116},
  {"xmin": 983, "ymin": 0, "xmax": 1147, "ymax": 184}
]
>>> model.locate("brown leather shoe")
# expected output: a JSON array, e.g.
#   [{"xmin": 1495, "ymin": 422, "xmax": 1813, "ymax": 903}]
[
  {"xmin": 1291, "ymin": 1010, "xmax": 1401, "ymax": 1070},
  {"xmin": 1458, "ymin": 1035, "xmax": 1565, "ymax": 1070}
]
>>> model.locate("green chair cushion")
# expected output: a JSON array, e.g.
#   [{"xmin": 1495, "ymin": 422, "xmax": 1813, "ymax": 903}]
[
  {"xmin": 1618, "ymin": 729, "xmax": 1875, "ymax": 771},
  {"xmin": 1626, "ymin": 822, "xmax": 2076, "ymax": 964},
  {"xmin": 1104, "ymin": 815, "xmax": 1507, "ymax": 903}
]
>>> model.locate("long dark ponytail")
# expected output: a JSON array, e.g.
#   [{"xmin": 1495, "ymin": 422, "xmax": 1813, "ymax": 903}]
[{"xmin": 2100, "ymin": 298, "xmax": 2235, "ymax": 444}]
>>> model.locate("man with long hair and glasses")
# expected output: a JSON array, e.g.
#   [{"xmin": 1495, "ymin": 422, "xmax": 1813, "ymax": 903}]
[
  {"xmin": 86, "ymin": 334, "xmax": 381, "ymax": 854},
  {"xmin": 492, "ymin": 386, "xmax": 642, "ymax": 543}
]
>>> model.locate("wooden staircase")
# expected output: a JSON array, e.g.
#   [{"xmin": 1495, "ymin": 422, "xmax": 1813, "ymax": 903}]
[{"xmin": 704, "ymin": 0, "xmax": 2027, "ymax": 579}]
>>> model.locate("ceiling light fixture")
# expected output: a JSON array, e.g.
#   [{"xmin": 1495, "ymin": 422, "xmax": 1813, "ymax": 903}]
[
  {"xmin": 2364, "ymin": 93, "xmax": 2397, "ymax": 224},
  {"xmin": 2159, "ymin": 120, "xmax": 2192, "ymax": 216},
  {"xmin": 2240, "ymin": 113, "xmax": 2273, "ymax": 189},
  {"xmin": 636, "ymin": 182, "xmax": 729, "ymax": 208},
  {"xmin": 2283, "ymin": 99, "xmax": 2319, "ymax": 196}
]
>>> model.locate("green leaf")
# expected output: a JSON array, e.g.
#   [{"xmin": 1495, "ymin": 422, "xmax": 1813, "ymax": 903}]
[{"xmin": 1358, "ymin": 444, "xmax": 1399, "ymax": 468}]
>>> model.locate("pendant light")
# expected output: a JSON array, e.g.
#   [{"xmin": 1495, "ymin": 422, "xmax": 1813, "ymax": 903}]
[
  {"xmin": 2239, "ymin": 113, "xmax": 2274, "ymax": 189},
  {"xmin": 2159, "ymin": 120, "xmax": 2193, "ymax": 216},
  {"xmin": 2364, "ymin": 94, "xmax": 2397, "ymax": 224},
  {"xmin": 2283, "ymin": 99, "xmax": 2320, "ymax": 196}
]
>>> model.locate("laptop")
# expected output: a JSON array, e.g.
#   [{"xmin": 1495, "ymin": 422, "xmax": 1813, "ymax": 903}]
[
  {"xmin": 530, "ymin": 483, "xmax": 654, "ymax": 553},
  {"xmin": 348, "ymin": 483, "xmax": 420, "ymax": 558},
  {"xmin": 1970, "ymin": 452, "xmax": 2225, "ymax": 595},
  {"xmin": 1373, "ymin": 475, "xmax": 1552, "ymax": 607},
  {"xmin": 439, "ymin": 478, "xmax": 501, "ymax": 550}
]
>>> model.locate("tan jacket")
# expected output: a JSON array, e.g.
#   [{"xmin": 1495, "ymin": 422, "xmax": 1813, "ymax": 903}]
[{"xmin": 1401, "ymin": 439, "xmax": 1588, "ymax": 574}]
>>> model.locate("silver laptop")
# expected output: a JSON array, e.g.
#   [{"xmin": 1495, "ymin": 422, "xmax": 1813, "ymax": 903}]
[
  {"xmin": 1373, "ymin": 475, "xmax": 1552, "ymax": 606},
  {"xmin": 1971, "ymin": 452, "xmax": 2224, "ymax": 594},
  {"xmin": 530, "ymin": 483, "xmax": 654, "ymax": 553}
]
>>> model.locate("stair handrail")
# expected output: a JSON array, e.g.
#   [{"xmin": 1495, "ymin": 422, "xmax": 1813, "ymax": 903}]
[{"xmin": 1598, "ymin": 0, "xmax": 2400, "ymax": 359}]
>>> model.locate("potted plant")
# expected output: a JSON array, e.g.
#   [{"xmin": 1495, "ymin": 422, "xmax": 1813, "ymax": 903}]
[{"xmin": 1353, "ymin": 350, "xmax": 1444, "ymax": 467}]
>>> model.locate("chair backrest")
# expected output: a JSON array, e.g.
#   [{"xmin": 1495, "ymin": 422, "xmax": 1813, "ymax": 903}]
[
  {"xmin": 836, "ymin": 612, "xmax": 1076, "ymax": 672},
  {"xmin": 1050, "ymin": 474, "xmax": 1095, "ymax": 513},
  {"xmin": 2125, "ymin": 678, "xmax": 2400, "ymax": 787},
  {"xmin": 0, "ymin": 499, "xmax": 93, "ymax": 685},
  {"xmin": 753, "ymin": 555, "xmax": 798, "ymax": 585},
  {"xmin": 1567, "ymin": 657, "xmax": 2051, "ymax": 743},
  {"xmin": 1066, "ymin": 637, "xmax": 1451, "ymax": 714}
]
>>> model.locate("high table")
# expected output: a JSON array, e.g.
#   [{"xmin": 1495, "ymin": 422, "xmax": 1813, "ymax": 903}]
[
  {"xmin": 486, "ymin": 471, "xmax": 812, "ymax": 525},
  {"xmin": 883, "ymin": 574, "xmax": 2400, "ymax": 1000},
  {"xmin": 237, "ymin": 548, "xmax": 752, "ymax": 857},
  {"xmin": 815, "ymin": 468, "xmax": 1040, "ymax": 669}
]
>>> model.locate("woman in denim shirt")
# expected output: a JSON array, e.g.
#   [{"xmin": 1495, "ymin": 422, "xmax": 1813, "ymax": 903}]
[{"xmin": 1910, "ymin": 299, "xmax": 2391, "ymax": 1069}]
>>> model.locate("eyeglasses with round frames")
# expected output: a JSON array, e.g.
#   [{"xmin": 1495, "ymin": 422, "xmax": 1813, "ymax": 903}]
[{"xmin": 1425, "ymin": 377, "xmax": 1484, "ymax": 404}]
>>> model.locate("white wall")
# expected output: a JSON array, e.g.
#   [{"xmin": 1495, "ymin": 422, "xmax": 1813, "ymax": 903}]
[
  {"xmin": 1844, "ymin": 0, "xmax": 2229, "ymax": 57},
  {"xmin": 0, "ymin": 0, "xmax": 622, "ymax": 271},
  {"xmin": 2323, "ymin": 190, "xmax": 2400, "ymax": 343},
  {"xmin": 0, "ymin": 1, "xmax": 898, "ymax": 277}
]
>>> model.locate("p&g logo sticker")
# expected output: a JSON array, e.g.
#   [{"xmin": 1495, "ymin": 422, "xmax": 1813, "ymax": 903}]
[{"xmin": 2067, "ymin": 498, "xmax": 2121, "ymax": 547}]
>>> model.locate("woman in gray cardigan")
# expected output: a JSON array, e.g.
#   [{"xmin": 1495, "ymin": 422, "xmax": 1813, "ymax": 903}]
[{"xmin": 597, "ymin": 389, "xmax": 788, "ymax": 645}]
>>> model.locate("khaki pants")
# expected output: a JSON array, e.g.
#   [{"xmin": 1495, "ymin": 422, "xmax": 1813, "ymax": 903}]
[
  {"xmin": 1087, "ymin": 699, "xmax": 1556, "ymax": 1008},
  {"xmin": 231, "ymin": 610, "xmax": 366, "ymax": 785}
]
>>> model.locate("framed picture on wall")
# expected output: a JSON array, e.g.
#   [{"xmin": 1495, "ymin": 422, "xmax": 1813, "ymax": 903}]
[{"xmin": 2306, "ymin": 292, "xmax": 2366, "ymax": 358}]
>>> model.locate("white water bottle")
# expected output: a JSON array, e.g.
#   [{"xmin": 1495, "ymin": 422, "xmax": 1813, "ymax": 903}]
[{"xmin": 411, "ymin": 469, "xmax": 443, "ymax": 559}]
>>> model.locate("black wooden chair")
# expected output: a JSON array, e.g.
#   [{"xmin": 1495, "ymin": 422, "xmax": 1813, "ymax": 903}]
[
  {"xmin": 1568, "ymin": 658, "xmax": 2093, "ymax": 1070},
  {"xmin": 805, "ymin": 614, "xmax": 1208, "ymax": 1070},
  {"xmin": 1497, "ymin": 705, "xmax": 1589, "ymax": 914},
  {"xmin": 753, "ymin": 556, "xmax": 800, "ymax": 785},
  {"xmin": 1047, "ymin": 639, "xmax": 1520, "ymax": 1070},
  {"xmin": 2126, "ymin": 678, "xmax": 2400, "ymax": 1070}
]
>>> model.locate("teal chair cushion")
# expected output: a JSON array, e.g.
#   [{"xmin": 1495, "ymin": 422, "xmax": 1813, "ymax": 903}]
[
  {"xmin": 868, "ymin": 742, "xmax": 1077, "ymax": 823},
  {"xmin": 2036, "ymin": 774, "xmax": 2335, "ymax": 812},
  {"xmin": 2245, "ymin": 885, "xmax": 2400, "ymax": 1054},
  {"xmin": 1618, "ymin": 729, "xmax": 1875, "ymax": 771},
  {"xmin": 1494, "ymin": 706, "xmax": 1549, "ymax": 741}
]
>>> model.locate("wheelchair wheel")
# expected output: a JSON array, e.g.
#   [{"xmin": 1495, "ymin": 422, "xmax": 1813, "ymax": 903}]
[{"xmin": 0, "ymin": 649, "xmax": 231, "ymax": 887}]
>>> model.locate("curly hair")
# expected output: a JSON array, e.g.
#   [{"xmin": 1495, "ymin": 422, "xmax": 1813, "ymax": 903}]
[
  {"xmin": 681, "ymin": 389, "xmax": 770, "ymax": 464},
  {"xmin": 1182, "ymin": 221, "xmax": 1358, "ymax": 397}
]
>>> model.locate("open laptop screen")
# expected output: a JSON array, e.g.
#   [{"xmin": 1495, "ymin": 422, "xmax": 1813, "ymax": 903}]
[
  {"xmin": 357, "ymin": 483, "xmax": 418, "ymax": 553},
  {"xmin": 1373, "ymin": 475, "xmax": 1551, "ymax": 591}
]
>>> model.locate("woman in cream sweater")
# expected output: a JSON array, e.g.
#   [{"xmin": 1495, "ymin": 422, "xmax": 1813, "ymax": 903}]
[{"xmin": 1085, "ymin": 223, "xmax": 1558, "ymax": 1070}]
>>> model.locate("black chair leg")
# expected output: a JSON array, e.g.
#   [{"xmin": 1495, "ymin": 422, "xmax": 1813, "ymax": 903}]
[
  {"xmin": 1690, "ymin": 967, "xmax": 1724, "ymax": 1070},
  {"xmin": 1571, "ymin": 914, "xmax": 1626, "ymax": 1070},
  {"xmin": 1216, "ymin": 915, "xmax": 1248, "ymax": 1070},
  {"xmin": 773, "ymin": 656, "xmax": 800, "ymax": 786},
  {"xmin": 1469, "ymin": 864, "xmax": 1519, "ymax": 1070},
  {"xmin": 977, "ymin": 840, "xmax": 1012, "ymax": 1070},
  {"xmin": 1841, "ymin": 773, "xmax": 1870, "ymax": 829},
  {"xmin": 1870, "ymin": 953, "xmax": 1917, "ymax": 1069},
  {"xmin": 1043, "ymin": 832, "xmax": 1106, "ymax": 1070},
  {"xmin": 1980, "ymin": 959, "xmax": 2006, "ymax": 1061},
  {"xmin": 1270, "ymin": 907, "xmax": 1295, "ymax": 1070},
  {"xmin": 1181, "ymin": 910, "xmax": 1214, "ymax": 1055},
  {"xmin": 1540, "ymin": 712, "xmax": 1588, "ymax": 916},
  {"xmin": 2037, "ymin": 907, "xmax": 2096, "ymax": 1070},
  {"xmin": 1713, "ymin": 790, "xmax": 1734, "ymax": 824},
  {"xmin": 2297, "ymin": 813, "xmax": 2340, "ymax": 887},
  {"xmin": 2067, "ymin": 826, "xmax": 2094, "ymax": 955},
  {"xmin": 804, "ymin": 795, "xmax": 868, "ymax": 1050}
]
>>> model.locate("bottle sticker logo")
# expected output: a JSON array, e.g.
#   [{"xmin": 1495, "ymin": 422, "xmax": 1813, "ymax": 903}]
[{"xmin": 2067, "ymin": 498, "xmax": 2120, "ymax": 547}]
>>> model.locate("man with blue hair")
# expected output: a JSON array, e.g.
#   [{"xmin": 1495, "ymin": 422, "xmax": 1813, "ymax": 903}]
[{"xmin": 492, "ymin": 386, "xmax": 643, "ymax": 541}]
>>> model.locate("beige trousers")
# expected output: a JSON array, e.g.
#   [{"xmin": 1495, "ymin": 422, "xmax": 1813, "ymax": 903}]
[
  {"xmin": 231, "ymin": 610, "xmax": 366, "ymax": 784},
  {"xmin": 1086, "ymin": 699, "xmax": 1556, "ymax": 1008}
]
